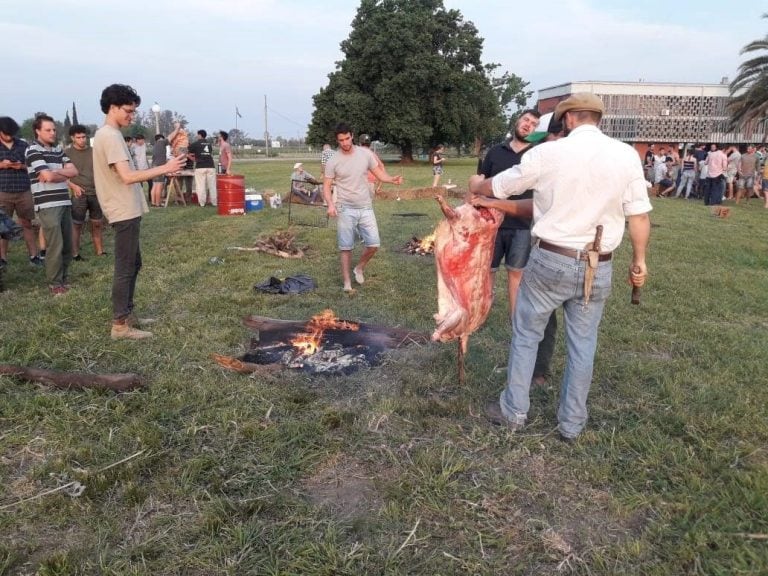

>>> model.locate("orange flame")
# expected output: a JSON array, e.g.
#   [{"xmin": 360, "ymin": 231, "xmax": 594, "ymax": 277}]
[
  {"xmin": 418, "ymin": 232, "xmax": 436, "ymax": 253},
  {"xmin": 290, "ymin": 309, "xmax": 359, "ymax": 356}
]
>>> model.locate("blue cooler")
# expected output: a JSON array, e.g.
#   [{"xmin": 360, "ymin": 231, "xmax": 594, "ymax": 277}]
[{"xmin": 245, "ymin": 193, "xmax": 264, "ymax": 212}]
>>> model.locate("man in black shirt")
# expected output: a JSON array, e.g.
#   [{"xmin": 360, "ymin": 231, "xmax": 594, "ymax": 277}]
[
  {"xmin": 188, "ymin": 130, "xmax": 216, "ymax": 206},
  {"xmin": 472, "ymin": 110, "xmax": 559, "ymax": 386},
  {"xmin": 150, "ymin": 134, "xmax": 168, "ymax": 207},
  {"xmin": 477, "ymin": 109, "xmax": 540, "ymax": 319}
]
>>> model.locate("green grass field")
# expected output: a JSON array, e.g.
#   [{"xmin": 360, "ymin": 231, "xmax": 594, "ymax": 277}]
[
  {"xmin": 1, "ymin": 160, "xmax": 767, "ymax": 575},
  {"xmin": 231, "ymin": 154, "xmax": 471, "ymax": 193}
]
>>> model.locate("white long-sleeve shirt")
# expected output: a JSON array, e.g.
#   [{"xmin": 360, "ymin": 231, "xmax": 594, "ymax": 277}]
[{"xmin": 491, "ymin": 124, "xmax": 652, "ymax": 252}]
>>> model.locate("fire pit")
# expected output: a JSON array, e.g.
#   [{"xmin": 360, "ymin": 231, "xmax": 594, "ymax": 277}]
[
  {"xmin": 403, "ymin": 232, "xmax": 436, "ymax": 256},
  {"xmin": 218, "ymin": 310, "xmax": 429, "ymax": 375}
]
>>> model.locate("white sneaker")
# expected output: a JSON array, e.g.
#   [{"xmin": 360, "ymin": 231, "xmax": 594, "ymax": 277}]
[{"xmin": 353, "ymin": 266, "xmax": 365, "ymax": 285}]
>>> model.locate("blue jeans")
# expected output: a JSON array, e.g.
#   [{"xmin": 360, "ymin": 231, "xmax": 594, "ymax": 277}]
[
  {"xmin": 111, "ymin": 217, "xmax": 142, "ymax": 321},
  {"xmin": 675, "ymin": 170, "xmax": 696, "ymax": 198},
  {"xmin": 499, "ymin": 246, "xmax": 613, "ymax": 438},
  {"xmin": 705, "ymin": 176, "xmax": 725, "ymax": 205}
]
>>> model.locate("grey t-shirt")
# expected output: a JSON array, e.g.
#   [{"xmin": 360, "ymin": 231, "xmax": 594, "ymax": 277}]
[
  {"xmin": 325, "ymin": 146, "xmax": 377, "ymax": 208},
  {"xmin": 152, "ymin": 138, "xmax": 167, "ymax": 167}
]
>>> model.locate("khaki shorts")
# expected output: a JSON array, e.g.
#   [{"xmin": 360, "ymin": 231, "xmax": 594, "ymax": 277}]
[
  {"xmin": 0, "ymin": 190, "xmax": 35, "ymax": 222},
  {"xmin": 71, "ymin": 193, "xmax": 104, "ymax": 224}
]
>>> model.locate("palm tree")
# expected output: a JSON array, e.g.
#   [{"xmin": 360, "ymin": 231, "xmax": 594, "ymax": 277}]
[{"xmin": 728, "ymin": 13, "xmax": 768, "ymax": 133}]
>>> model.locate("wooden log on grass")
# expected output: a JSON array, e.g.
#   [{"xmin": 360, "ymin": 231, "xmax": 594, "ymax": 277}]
[{"xmin": 0, "ymin": 365, "xmax": 146, "ymax": 392}]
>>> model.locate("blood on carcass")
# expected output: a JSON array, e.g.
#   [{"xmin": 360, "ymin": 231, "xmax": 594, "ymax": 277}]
[{"xmin": 431, "ymin": 196, "xmax": 502, "ymax": 380}]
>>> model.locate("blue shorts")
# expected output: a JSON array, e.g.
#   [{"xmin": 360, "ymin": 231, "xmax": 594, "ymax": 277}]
[
  {"xmin": 491, "ymin": 228, "xmax": 532, "ymax": 271},
  {"xmin": 337, "ymin": 205, "xmax": 380, "ymax": 250}
]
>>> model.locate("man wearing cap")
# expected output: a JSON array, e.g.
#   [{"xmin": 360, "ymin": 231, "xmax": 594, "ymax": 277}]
[
  {"xmin": 358, "ymin": 134, "xmax": 383, "ymax": 200},
  {"xmin": 469, "ymin": 93, "xmax": 651, "ymax": 441},
  {"xmin": 290, "ymin": 162, "xmax": 320, "ymax": 203}
]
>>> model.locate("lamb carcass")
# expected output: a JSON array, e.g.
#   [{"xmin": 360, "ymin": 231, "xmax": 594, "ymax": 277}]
[{"xmin": 432, "ymin": 196, "xmax": 503, "ymax": 382}]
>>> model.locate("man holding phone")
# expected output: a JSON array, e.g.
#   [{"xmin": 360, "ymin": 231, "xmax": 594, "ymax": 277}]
[{"xmin": 93, "ymin": 84, "xmax": 186, "ymax": 340}]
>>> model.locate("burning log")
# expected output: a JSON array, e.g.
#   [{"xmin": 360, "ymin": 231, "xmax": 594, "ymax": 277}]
[
  {"xmin": 211, "ymin": 354, "xmax": 284, "ymax": 374},
  {"xmin": 228, "ymin": 230, "xmax": 307, "ymax": 259},
  {"xmin": 403, "ymin": 232, "xmax": 436, "ymax": 256},
  {"xmin": 0, "ymin": 365, "xmax": 146, "ymax": 392},
  {"xmin": 222, "ymin": 310, "xmax": 429, "ymax": 375}
]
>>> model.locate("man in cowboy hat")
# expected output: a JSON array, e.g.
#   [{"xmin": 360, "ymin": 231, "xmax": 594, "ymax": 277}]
[{"xmin": 468, "ymin": 92, "xmax": 652, "ymax": 441}]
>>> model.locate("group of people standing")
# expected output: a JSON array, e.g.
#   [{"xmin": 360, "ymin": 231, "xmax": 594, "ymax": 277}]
[
  {"xmin": 645, "ymin": 142, "xmax": 766, "ymax": 208},
  {"xmin": 0, "ymin": 117, "xmax": 103, "ymax": 296},
  {"xmin": 2, "ymin": 90, "xmax": 655, "ymax": 441},
  {"xmin": 145, "ymin": 125, "xmax": 233, "ymax": 208},
  {"xmin": 0, "ymin": 84, "xmax": 198, "ymax": 340},
  {"xmin": 316, "ymin": 97, "xmax": 650, "ymax": 443}
]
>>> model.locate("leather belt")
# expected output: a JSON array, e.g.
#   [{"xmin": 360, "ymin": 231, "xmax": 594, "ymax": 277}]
[{"xmin": 538, "ymin": 240, "xmax": 612, "ymax": 261}]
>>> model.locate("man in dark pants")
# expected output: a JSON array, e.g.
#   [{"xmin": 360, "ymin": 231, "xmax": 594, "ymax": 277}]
[
  {"xmin": 704, "ymin": 143, "xmax": 727, "ymax": 206},
  {"xmin": 93, "ymin": 84, "xmax": 186, "ymax": 340}
]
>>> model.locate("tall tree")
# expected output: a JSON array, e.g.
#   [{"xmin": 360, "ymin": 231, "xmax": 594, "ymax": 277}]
[
  {"xmin": 63, "ymin": 111, "xmax": 72, "ymax": 144},
  {"xmin": 308, "ymin": 0, "xmax": 520, "ymax": 161},
  {"xmin": 133, "ymin": 109, "xmax": 188, "ymax": 137},
  {"xmin": 728, "ymin": 13, "xmax": 768, "ymax": 132},
  {"xmin": 72, "ymin": 101, "xmax": 79, "ymax": 126}
]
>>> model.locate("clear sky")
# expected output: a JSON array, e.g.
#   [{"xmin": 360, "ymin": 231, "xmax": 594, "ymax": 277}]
[{"xmin": 2, "ymin": 0, "xmax": 764, "ymax": 140}]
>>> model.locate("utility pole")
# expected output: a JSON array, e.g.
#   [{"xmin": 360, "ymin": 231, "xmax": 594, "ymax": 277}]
[{"xmin": 264, "ymin": 95, "xmax": 269, "ymax": 159}]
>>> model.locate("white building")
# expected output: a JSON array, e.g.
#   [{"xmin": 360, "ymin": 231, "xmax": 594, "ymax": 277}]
[{"xmin": 536, "ymin": 81, "xmax": 764, "ymax": 147}]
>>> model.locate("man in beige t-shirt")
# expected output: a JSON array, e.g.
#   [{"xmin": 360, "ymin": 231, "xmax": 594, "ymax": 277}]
[{"xmin": 93, "ymin": 84, "xmax": 185, "ymax": 340}]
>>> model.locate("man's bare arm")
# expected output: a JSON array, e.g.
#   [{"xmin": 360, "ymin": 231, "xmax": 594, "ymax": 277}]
[
  {"xmin": 323, "ymin": 176, "xmax": 336, "ymax": 217},
  {"xmin": 627, "ymin": 212, "xmax": 650, "ymax": 287},
  {"xmin": 370, "ymin": 164, "xmax": 402, "ymax": 185},
  {"xmin": 469, "ymin": 195, "xmax": 533, "ymax": 219},
  {"xmin": 112, "ymin": 154, "xmax": 186, "ymax": 185},
  {"xmin": 38, "ymin": 163, "xmax": 78, "ymax": 183},
  {"xmin": 468, "ymin": 174, "xmax": 494, "ymax": 197}
]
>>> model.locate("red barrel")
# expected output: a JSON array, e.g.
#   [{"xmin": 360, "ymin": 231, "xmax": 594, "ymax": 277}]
[{"xmin": 216, "ymin": 175, "xmax": 245, "ymax": 216}]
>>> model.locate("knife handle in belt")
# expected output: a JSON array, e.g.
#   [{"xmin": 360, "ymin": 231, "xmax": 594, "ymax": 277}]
[
  {"xmin": 631, "ymin": 265, "xmax": 641, "ymax": 305},
  {"xmin": 593, "ymin": 225, "xmax": 603, "ymax": 253}
]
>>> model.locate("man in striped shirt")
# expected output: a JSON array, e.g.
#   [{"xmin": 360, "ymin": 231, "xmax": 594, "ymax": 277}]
[{"xmin": 25, "ymin": 114, "xmax": 78, "ymax": 296}]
